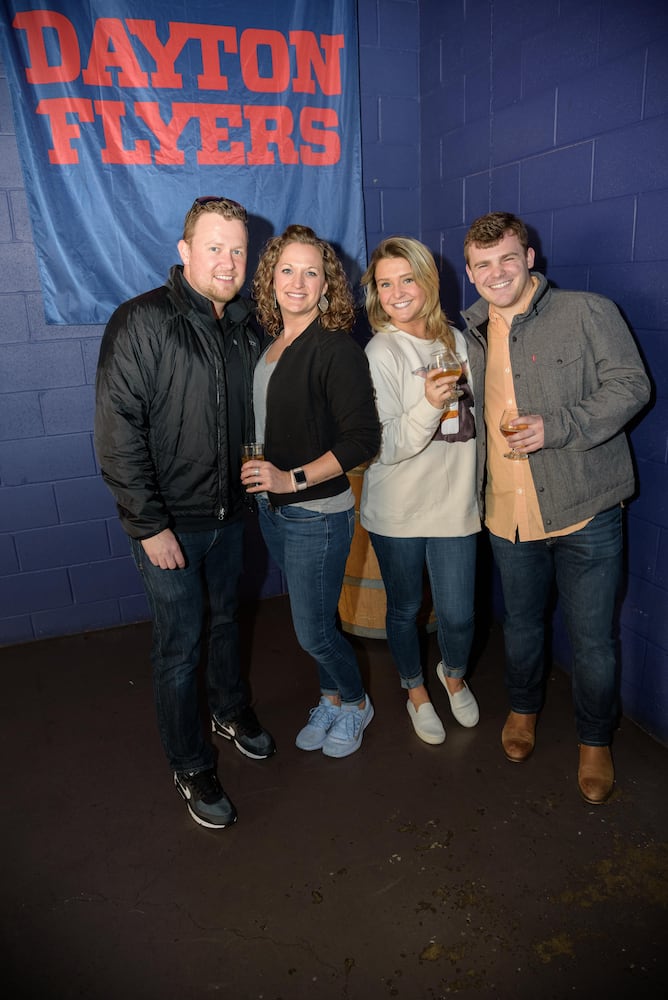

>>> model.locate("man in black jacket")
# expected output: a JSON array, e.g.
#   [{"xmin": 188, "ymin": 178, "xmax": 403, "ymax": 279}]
[{"xmin": 95, "ymin": 196, "xmax": 275, "ymax": 830}]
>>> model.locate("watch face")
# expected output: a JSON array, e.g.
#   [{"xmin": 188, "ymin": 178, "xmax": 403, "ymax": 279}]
[{"xmin": 294, "ymin": 469, "xmax": 307, "ymax": 488}]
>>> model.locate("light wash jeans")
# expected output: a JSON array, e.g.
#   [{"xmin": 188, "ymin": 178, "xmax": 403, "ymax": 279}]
[{"xmin": 258, "ymin": 498, "xmax": 365, "ymax": 705}]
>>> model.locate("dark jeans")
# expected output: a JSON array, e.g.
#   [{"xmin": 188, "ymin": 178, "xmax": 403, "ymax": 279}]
[
  {"xmin": 369, "ymin": 532, "xmax": 478, "ymax": 688},
  {"xmin": 130, "ymin": 520, "xmax": 247, "ymax": 773},
  {"xmin": 489, "ymin": 506, "xmax": 623, "ymax": 745}
]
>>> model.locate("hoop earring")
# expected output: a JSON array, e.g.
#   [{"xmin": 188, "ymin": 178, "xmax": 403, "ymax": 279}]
[{"xmin": 318, "ymin": 293, "xmax": 329, "ymax": 313}]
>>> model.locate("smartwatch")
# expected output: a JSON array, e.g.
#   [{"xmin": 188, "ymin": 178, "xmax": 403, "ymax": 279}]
[{"xmin": 292, "ymin": 467, "xmax": 308, "ymax": 491}]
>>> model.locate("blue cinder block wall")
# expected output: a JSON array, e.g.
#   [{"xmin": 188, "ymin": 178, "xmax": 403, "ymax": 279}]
[
  {"xmin": 412, "ymin": 0, "xmax": 666, "ymax": 743},
  {"xmin": 1, "ymin": 1, "xmax": 666, "ymax": 744}
]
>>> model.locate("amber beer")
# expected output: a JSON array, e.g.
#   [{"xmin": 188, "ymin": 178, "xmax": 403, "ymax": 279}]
[
  {"xmin": 500, "ymin": 420, "xmax": 529, "ymax": 437},
  {"xmin": 499, "ymin": 407, "xmax": 530, "ymax": 460},
  {"xmin": 241, "ymin": 443, "xmax": 264, "ymax": 463},
  {"xmin": 241, "ymin": 443, "xmax": 263, "ymax": 486},
  {"xmin": 429, "ymin": 352, "xmax": 461, "ymax": 379},
  {"xmin": 429, "ymin": 348, "xmax": 464, "ymax": 398}
]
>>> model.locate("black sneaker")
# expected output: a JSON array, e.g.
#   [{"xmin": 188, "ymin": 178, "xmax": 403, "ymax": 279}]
[
  {"xmin": 212, "ymin": 706, "xmax": 276, "ymax": 759},
  {"xmin": 174, "ymin": 768, "xmax": 237, "ymax": 829}
]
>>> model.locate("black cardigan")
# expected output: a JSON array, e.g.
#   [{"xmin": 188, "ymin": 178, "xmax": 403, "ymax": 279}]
[{"xmin": 264, "ymin": 320, "xmax": 381, "ymax": 506}]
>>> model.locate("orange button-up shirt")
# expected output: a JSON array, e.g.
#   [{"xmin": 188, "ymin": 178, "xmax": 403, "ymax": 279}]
[{"xmin": 483, "ymin": 277, "xmax": 589, "ymax": 542}]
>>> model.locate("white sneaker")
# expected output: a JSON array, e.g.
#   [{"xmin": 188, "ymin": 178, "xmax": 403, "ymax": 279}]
[
  {"xmin": 436, "ymin": 663, "xmax": 479, "ymax": 728},
  {"xmin": 406, "ymin": 700, "xmax": 446, "ymax": 745}
]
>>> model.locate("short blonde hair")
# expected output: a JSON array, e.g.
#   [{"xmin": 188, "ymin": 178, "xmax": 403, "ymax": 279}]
[{"xmin": 181, "ymin": 196, "xmax": 248, "ymax": 243}]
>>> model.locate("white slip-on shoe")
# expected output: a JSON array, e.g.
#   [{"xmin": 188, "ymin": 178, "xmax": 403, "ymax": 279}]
[
  {"xmin": 406, "ymin": 700, "xmax": 446, "ymax": 745},
  {"xmin": 436, "ymin": 663, "xmax": 479, "ymax": 728}
]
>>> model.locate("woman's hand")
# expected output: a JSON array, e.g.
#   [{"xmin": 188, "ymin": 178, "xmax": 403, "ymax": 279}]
[
  {"xmin": 424, "ymin": 368, "xmax": 458, "ymax": 410},
  {"xmin": 241, "ymin": 460, "xmax": 293, "ymax": 494}
]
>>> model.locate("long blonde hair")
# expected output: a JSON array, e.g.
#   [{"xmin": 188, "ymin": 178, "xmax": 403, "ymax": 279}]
[{"xmin": 361, "ymin": 236, "xmax": 455, "ymax": 350}]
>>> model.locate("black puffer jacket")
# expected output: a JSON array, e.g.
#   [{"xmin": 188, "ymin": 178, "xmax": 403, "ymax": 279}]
[{"xmin": 94, "ymin": 266, "xmax": 263, "ymax": 539}]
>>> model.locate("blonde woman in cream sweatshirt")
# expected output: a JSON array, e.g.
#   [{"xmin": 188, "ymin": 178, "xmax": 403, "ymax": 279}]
[{"xmin": 360, "ymin": 237, "xmax": 481, "ymax": 746}]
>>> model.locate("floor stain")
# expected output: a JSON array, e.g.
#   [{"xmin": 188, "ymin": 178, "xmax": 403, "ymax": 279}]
[
  {"xmin": 534, "ymin": 932, "xmax": 575, "ymax": 963},
  {"xmin": 557, "ymin": 838, "xmax": 668, "ymax": 908}
]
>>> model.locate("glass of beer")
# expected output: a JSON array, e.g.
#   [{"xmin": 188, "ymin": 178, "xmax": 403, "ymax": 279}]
[
  {"xmin": 499, "ymin": 408, "xmax": 529, "ymax": 460},
  {"xmin": 429, "ymin": 347, "xmax": 463, "ymax": 398},
  {"xmin": 241, "ymin": 442, "xmax": 264, "ymax": 487}
]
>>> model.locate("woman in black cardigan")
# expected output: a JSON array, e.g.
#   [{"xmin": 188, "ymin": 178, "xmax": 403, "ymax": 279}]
[{"xmin": 242, "ymin": 225, "xmax": 380, "ymax": 759}]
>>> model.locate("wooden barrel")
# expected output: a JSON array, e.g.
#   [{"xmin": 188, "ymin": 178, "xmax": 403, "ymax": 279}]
[{"xmin": 338, "ymin": 467, "xmax": 435, "ymax": 639}]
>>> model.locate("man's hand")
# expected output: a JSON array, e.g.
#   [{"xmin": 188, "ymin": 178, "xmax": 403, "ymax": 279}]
[
  {"xmin": 141, "ymin": 529, "xmax": 185, "ymax": 569},
  {"xmin": 508, "ymin": 414, "xmax": 545, "ymax": 453}
]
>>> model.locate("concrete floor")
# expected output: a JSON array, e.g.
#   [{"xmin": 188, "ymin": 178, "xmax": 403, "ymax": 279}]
[{"xmin": 2, "ymin": 595, "xmax": 667, "ymax": 1000}]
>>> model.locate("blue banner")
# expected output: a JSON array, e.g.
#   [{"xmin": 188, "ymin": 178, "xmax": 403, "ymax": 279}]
[{"xmin": 0, "ymin": 0, "xmax": 365, "ymax": 324}]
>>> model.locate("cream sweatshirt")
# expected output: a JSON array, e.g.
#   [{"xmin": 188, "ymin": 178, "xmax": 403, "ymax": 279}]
[{"xmin": 360, "ymin": 326, "xmax": 481, "ymax": 538}]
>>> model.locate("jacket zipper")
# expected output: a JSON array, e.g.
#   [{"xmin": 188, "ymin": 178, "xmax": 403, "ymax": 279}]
[{"xmin": 214, "ymin": 353, "xmax": 226, "ymax": 520}]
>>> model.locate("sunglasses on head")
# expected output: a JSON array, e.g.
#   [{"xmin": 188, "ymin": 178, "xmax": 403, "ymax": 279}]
[{"xmin": 193, "ymin": 195, "xmax": 247, "ymax": 216}]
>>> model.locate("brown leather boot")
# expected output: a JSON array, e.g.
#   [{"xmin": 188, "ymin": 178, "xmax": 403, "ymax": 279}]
[
  {"xmin": 578, "ymin": 745, "xmax": 614, "ymax": 803},
  {"xmin": 501, "ymin": 711, "xmax": 537, "ymax": 762}
]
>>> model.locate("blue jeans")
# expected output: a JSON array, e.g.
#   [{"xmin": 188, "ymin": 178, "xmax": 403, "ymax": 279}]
[
  {"xmin": 489, "ymin": 506, "xmax": 623, "ymax": 745},
  {"xmin": 130, "ymin": 519, "xmax": 248, "ymax": 773},
  {"xmin": 369, "ymin": 532, "xmax": 478, "ymax": 688},
  {"xmin": 258, "ymin": 499, "xmax": 365, "ymax": 705}
]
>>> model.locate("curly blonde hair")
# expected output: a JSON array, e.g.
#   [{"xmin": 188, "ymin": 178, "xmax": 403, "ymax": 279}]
[
  {"xmin": 252, "ymin": 224, "xmax": 355, "ymax": 337},
  {"xmin": 361, "ymin": 236, "xmax": 455, "ymax": 350}
]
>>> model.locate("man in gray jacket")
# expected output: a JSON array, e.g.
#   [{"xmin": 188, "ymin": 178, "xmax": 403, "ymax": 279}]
[{"xmin": 461, "ymin": 211, "xmax": 649, "ymax": 803}]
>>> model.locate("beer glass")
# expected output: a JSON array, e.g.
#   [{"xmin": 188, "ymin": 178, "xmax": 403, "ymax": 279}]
[
  {"xmin": 429, "ymin": 347, "xmax": 463, "ymax": 398},
  {"xmin": 241, "ymin": 442, "xmax": 264, "ymax": 486},
  {"xmin": 499, "ymin": 408, "xmax": 529, "ymax": 460}
]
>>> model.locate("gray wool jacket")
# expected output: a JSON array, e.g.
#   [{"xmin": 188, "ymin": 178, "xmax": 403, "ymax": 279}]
[{"xmin": 461, "ymin": 273, "xmax": 651, "ymax": 533}]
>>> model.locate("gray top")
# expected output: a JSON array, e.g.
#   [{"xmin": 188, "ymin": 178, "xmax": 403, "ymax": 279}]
[{"xmin": 253, "ymin": 348, "xmax": 353, "ymax": 514}]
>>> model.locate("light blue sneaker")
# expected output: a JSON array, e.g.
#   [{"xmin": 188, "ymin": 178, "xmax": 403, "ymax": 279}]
[
  {"xmin": 296, "ymin": 696, "xmax": 341, "ymax": 751},
  {"xmin": 322, "ymin": 696, "xmax": 374, "ymax": 758}
]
